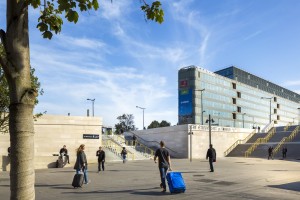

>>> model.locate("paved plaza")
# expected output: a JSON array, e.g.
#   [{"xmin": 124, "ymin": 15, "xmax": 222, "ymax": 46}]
[{"xmin": 0, "ymin": 157, "xmax": 299, "ymax": 200}]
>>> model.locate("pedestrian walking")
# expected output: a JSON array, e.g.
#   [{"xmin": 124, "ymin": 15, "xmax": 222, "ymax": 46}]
[
  {"xmin": 154, "ymin": 141, "xmax": 172, "ymax": 192},
  {"xmin": 268, "ymin": 146, "xmax": 273, "ymax": 160},
  {"xmin": 121, "ymin": 147, "xmax": 127, "ymax": 163},
  {"xmin": 96, "ymin": 146, "xmax": 105, "ymax": 172},
  {"xmin": 74, "ymin": 144, "xmax": 90, "ymax": 184},
  {"xmin": 132, "ymin": 134, "xmax": 137, "ymax": 146},
  {"xmin": 206, "ymin": 144, "xmax": 216, "ymax": 172},
  {"xmin": 282, "ymin": 147, "xmax": 287, "ymax": 159}
]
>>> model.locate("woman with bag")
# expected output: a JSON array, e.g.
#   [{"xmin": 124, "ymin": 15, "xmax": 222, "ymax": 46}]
[{"xmin": 74, "ymin": 144, "xmax": 90, "ymax": 184}]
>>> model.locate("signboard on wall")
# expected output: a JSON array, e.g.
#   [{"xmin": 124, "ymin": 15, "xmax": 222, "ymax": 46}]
[{"xmin": 83, "ymin": 134, "xmax": 99, "ymax": 139}]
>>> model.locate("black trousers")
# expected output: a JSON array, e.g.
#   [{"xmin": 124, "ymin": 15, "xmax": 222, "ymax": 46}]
[
  {"xmin": 98, "ymin": 160, "xmax": 105, "ymax": 171},
  {"xmin": 209, "ymin": 159, "xmax": 214, "ymax": 172}
]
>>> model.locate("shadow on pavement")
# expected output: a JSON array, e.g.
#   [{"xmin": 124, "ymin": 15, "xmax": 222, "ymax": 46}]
[
  {"xmin": 269, "ymin": 181, "xmax": 300, "ymax": 192},
  {"xmin": 62, "ymin": 187, "xmax": 172, "ymax": 196}
]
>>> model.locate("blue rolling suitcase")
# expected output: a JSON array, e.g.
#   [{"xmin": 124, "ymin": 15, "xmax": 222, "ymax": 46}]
[{"xmin": 166, "ymin": 172, "xmax": 186, "ymax": 193}]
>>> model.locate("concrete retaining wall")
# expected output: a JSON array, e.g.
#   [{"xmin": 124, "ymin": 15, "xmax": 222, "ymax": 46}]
[
  {"xmin": 0, "ymin": 114, "xmax": 102, "ymax": 171},
  {"xmin": 133, "ymin": 124, "xmax": 252, "ymax": 159}
]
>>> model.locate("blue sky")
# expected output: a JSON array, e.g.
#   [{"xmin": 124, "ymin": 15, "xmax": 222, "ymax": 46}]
[{"xmin": 1, "ymin": 0, "xmax": 300, "ymax": 129}]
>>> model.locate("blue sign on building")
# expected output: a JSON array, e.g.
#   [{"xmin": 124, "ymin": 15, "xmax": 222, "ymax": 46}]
[{"xmin": 178, "ymin": 89, "xmax": 193, "ymax": 123}]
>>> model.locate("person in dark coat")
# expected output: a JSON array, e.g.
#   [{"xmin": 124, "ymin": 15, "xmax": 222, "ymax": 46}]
[
  {"xmin": 154, "ymin": 141, "xmax": 172, "ymax": 192},
  {"xmin": 121, "ymin": 147, "xmax": 127, "ymax": 163},
  {"xmin": 74, "ymin": 144, "xmax": 90, "ymax": 184},
  {"xmin": 206, "ymin": 144, "xmax": 216, "ymax": 172},
  {"xmin": 132, "ymin": 135, "xmax": 137, "ymax": 146},
  {"xmin": 268, "ymin": 146, "xmax": 273, "ymax": 160},
  {"xmin": 96, "ymin": 146, "xmax": 105, "ymax": 172},
  {"xmin": 282, "ymin": 147, "xmax": 287, "ymax": 159}
]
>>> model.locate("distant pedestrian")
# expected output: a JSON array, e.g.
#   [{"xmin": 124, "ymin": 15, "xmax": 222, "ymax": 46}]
[
  {"xmin": 74, "ymin": 144, "xmax": 90, "ymax": 184},
  {"xmin": 59, "ymin": 145, "xmax": 70, "ymax": 164},
  {"xmin": 268, "ymin": 146, "xmax": 273, "ymax": 160},
  {"xmin": 206, "ymin": 144, "xmax": 216, "ymax": 172},
  {"xmin": 121, "ymin": 147, "xmax": 127, "ymax": 163},
  {"xmin": 282, "ymin": 147, "xmax": 287, "ymax": 159},
  {"xmin": 96, "ymin": 146, "xmax": 105, "ymax": 172},
  {"xmin": 154, "ymin": 141, "xmax": 172, "ymax": 192},
  {"xmin": 132, "ymin": 134, "xmax": 137, "ymax": 146},
  {"xmin": 258, "ymin": 126, "xmax": 261, "ymax": 132}
]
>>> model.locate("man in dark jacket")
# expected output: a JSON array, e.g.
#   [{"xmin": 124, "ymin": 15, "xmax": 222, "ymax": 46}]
[
  {"xmin": 96, "ymin": 146, "xmax": 105, "ymax": 172},
  {"xmin": 206, "ymin": 144, "xmax": 216, "ymax": 172},
  {"xmin": 59, "ymin": 145, "xmax": 70, "ymax": 164}
]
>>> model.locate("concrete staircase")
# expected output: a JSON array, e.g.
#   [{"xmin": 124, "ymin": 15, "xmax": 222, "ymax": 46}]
[
  {"xmin": 226, "ymin": 125, "xmax": 300, "ymax": 159},
  {"xmin": 102, "ymin": 135, "xmax": 153, "ymax": 161}
]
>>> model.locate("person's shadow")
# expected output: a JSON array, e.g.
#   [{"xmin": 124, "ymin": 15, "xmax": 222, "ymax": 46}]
[{"xmin": 1, "ymin": 156, "xmax": 10, "ymax": 171}]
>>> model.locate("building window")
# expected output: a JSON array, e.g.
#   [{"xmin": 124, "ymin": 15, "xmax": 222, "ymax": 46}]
[
  {"xmin": 232, "ymin": 98, "xmax": 236, "ymax": 104},
  {"xmin": 237, "ymin": 106, "xmax": 241, "ymax": 113},
  {"xmin": 237, "ymin": 91, "xmax": 241, "ymax": 98},
  {"xmin": 277, "ymin": 115, "xmax": 280, "ymax": 120},
  {"xmin": 274, "ymin": 109, "xmax": 277, "ymax": 114},
  {"xmin": 232, "ymin": 83, "xmax": 236, "ymax": 89},
  {"xmin": 232, "ymin": 113, "xmax": 236, "ymax": 119},
  {"xmin": 274, "ymin": 97, "xmax": 277, "ymax": 102},
  {"xmin": 277, "ymin": 104, "xmax": 280, "ymax": 109},
  {"xmin": 274, "ymin": 120, "xmax": 278, "ymax": 124}
]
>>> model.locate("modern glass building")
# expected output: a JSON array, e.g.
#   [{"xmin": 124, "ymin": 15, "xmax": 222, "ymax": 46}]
[{"xmin": 178, "ymin": 66, "xmax": 300, "ymax": 128}]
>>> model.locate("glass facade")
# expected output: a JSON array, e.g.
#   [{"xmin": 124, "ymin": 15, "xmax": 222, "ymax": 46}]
[{"xmin": 178, "ymin": 66, "xmax": 300, "ymax": 128}]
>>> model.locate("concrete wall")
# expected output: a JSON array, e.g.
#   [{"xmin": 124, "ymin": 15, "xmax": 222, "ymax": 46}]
[
  {"xmin": 133, "ymin": 125, "xmax": 189, "ymax": 158},
  {"xmin": 0, "ymin": 115, "xmax": 102, "ymax": 171},
  {"xmin": 133, "ymin": 124, "xmax": 252, "ymax": 159}
]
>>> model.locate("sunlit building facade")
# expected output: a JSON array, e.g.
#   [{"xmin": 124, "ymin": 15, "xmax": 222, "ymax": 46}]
[{"xmin": 178, "ymin": 66, "xmax": 300, "ymax": 128}]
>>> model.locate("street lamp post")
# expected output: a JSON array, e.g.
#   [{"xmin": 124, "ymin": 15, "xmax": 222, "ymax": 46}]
[
  {"xmin": 87, "ymin": 98, "xmax": 95, "ymax": 117},
  {"xmin": 242, "ymin": 113, "xmax": 246, "ymax": 128},
  {"xmin": 261, "ymin": 97, "xmax": 273, "ymax": 123},
  {"xmin": 206, "ymin": 114, "xmax": 215, "ymax": 146},
  {"xmin": 195, "ymin": 89, "xmax": 205, "ymax": 125},
  {"xmin": 136, "ymin": 106, "xmax": 146, "ymax": 129}
]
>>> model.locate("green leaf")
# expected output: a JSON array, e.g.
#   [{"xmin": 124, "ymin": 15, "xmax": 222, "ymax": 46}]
[
  {"xmin": 37, "ymin": 22, "xmax": 48, "ymax": 32},
  {"xmin": 66, "ymin": 10, "xmax": 79, "ymax": 23},
  {"xmin": 42, "ymin": 31, "xmax": 53, "ymax": 40}
]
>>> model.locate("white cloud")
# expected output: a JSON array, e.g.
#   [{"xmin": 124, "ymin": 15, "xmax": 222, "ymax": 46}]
[{"xmin": 283, "ymin": 80, "xmax": 300, "ymax": 87}]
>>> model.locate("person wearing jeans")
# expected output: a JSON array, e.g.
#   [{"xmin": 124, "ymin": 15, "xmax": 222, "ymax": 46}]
[
  {"xmin": 74, "ymin": 144, "xmax": 90, "ymax": 184},
  {"xmin": 154, "ymin": 141, "xmax": 172, "ymax": 192}
]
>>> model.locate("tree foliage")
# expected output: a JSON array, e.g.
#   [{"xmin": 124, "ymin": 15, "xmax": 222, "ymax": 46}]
[
  {"xmin": 147, "ymin": 120, "xmax": 171, "ymax": 129},
  {"xmin": 115, "ymin": 114, "xmax": 136, "ymax": 134},
  {"xmin": 28, "ymin": 0, "xmax": 164, "ymax": 39}
]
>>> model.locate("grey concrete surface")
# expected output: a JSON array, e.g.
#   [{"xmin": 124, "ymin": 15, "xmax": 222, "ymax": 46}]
[{"xmin": 0, "ymin": 157, "xmax": 299, "ymax": 200}]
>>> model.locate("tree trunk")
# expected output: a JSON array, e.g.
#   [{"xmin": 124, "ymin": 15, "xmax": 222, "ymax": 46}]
[{"xmin": 4, "ymin": 1, "xmax": 36, "ymax": 199}]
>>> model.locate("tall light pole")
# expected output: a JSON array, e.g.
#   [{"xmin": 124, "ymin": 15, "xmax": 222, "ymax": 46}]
[
  {"xmin": 206, "ymin": 114, "xmax": 215, "ymax": 146},
  {"xmin": 87, "ymin": 98, "xmax": 95, "ymax": 117},
  {"xmin": 195, "ymin": 89, "xmax": 205, "ymax": 125},
  {"xmin": 136, "ymin": 106, "xmax": 146, "ymax": 129},
  {"xmin": 242, "ymin": 113, "xmax": 246, "ymax": 128},
  {"xmin": 261, "ymin": 97, "xmax": 273, "ymax": 123}
]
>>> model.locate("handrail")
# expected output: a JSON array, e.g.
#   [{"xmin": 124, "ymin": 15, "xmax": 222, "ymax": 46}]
[
  {"xmin": 273, "ymin": 125, "xmax": 299, "ymax": 156},
  {"xmin": 245, "ymin": 127, "xmax": 276, "ymax": 157},
  {"xmin": 262, "ymin": 121, "xmax": 274, "ymax": 133},
  {"xmin": 126, "ymin": 131, "xmax": 179, "ymax": 155},
  {"xmin": 224, "ymin": 130, "xmax": 256, "ymax": 156},
  {"xmin": 104, "ymin": 134, "xmax": 154, "ymax": 158},
  {"xmin": 284, "ymin": 122, "xmax": 293, "ymax": 132},
  {"xmin": 102, "ymin": 139, "xmax": 135, "ymax": 160}
]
